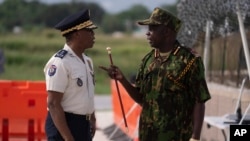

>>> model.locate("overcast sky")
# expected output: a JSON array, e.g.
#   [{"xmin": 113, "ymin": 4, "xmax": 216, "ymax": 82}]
[{"xmin": 38, "ymin": 0, "xmax": 177, "ymax": 13}]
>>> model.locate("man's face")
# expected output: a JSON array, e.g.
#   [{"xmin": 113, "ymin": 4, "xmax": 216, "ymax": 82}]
[
  {"xmin": 78, "ymin": 28, "xmax": 95, "ymax": 49},
  {"xmin": 146, "ymin": 25, "xmax": 167, "ymax": 48}
]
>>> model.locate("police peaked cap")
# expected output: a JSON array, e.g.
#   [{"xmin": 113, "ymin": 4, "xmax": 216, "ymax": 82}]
[{"xmin": 54, "ymin": 9, "xmax": 97, "ymax": 36}]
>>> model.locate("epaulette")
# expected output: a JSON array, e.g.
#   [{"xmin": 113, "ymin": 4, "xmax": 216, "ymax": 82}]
[{"xmin": 54, "ymin": 50, "xmax": 68, "ymax": 59}]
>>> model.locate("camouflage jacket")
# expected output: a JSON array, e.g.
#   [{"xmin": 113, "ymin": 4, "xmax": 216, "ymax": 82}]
[{"xmin": 135, "ymin": 42, "xmax": 211, "ymax": 141}]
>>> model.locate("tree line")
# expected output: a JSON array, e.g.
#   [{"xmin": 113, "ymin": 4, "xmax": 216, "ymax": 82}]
[
  {"xmin": 0, "ymin": 0, "xmax": 177, "ymax": 34},
  {"xmin": 0, "ymin": 0, "xmax": 105, "ymax": 32}
]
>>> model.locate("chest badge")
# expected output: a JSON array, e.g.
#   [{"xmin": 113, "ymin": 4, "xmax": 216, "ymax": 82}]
[{"xmin": 77, "ymin": 78, "xmax": 83, "ymax": 87}]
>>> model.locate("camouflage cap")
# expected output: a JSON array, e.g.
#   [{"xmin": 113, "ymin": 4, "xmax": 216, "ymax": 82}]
[{"xmin": 137, "ymin": 7, "xmax": 182, "ymax": 32}]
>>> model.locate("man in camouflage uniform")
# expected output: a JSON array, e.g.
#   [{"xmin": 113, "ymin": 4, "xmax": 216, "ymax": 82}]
[{"xmin": 100, "ymin": 7, "xmax": 211, "ymax": 141}]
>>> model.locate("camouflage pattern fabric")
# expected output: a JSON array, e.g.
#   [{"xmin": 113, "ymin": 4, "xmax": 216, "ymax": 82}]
[
  {"xmin": 135, "ymin": 41, "xmax": 211, "ymax": 141},
  {"xmin": 137, "ymin": 7, "xmax": 182, "ymax": 32}
]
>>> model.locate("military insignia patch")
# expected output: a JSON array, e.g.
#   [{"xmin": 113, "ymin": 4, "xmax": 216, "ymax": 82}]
[
  {"xmin": 77, "ymin": 78, "xmax": 83, "ymax": 86},
  {"xmin": 48, "ymin": 65, "xmax": 57, "ymax": 76}
]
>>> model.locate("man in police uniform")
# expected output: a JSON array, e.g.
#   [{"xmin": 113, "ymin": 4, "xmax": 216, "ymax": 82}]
[
  {"xmin": 100, "ymin": 7, "xmax": 211, "ymax": 141},
  {"xmin": 44, "ymin": 9, "xmax": 97, "ymax": 141}
]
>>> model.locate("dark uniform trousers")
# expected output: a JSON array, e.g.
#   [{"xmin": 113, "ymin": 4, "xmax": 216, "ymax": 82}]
[{"xmin": 45, "ymin": 111, "xmax": 92, "ymax": 141}]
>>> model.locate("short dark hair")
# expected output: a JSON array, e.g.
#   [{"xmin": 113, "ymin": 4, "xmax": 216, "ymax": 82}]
[{"xmin": 64, "ymin": 32, "xmax": 75, "ymax": 42}]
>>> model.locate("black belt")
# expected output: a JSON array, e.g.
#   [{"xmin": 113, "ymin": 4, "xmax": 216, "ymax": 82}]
[{"xmin": 64, "ymin": 112, "xmax": 91, "ymax": 121}]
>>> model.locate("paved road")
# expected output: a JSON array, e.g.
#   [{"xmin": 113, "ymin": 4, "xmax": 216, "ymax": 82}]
[
  {"xmin": 93, "ymin": 95, "xmax": 114, "ymax": 141},
  {"xmin": 94, "ymin": 95, "xmax": 113, "ymax": 110},
  {"xmin": 93, "ymin": 110, "xmax": 114, "ymax": 141}
]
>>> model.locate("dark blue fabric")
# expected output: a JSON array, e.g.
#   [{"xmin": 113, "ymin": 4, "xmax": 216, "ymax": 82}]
[
  {"xmin": 45, "ymin": 112, "xmax": 92, "ymax": 141},
  {"xmin": 54, "ymin": 9, "xmax": 89, "ymax": 31}
]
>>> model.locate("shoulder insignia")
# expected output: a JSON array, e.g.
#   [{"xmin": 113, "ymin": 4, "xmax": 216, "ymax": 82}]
[
  {"xmin": 55, "ymin": 50, "xmax": 68, "ymax": 59},
  {"xmin": 48, "ymin": 65, "xmax": 57, "ymax": 76}
]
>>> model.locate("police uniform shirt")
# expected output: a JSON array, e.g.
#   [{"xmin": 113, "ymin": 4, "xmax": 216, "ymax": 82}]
[{"xmin": 44, "ymin": 44, "xmax": 95, "ymax": 115}]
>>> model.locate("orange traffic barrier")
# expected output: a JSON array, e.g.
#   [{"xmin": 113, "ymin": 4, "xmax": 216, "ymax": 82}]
[
  {"xmin": 0, "ymin": 80, "xmax": 47, "ymax": 141},
  {"xmin": 111, "ymin": 80, "xmax": 142, "ymax": 140}
]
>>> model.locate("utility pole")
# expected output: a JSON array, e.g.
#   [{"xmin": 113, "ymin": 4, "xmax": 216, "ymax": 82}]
[
  {"xmin": 204, "ymin": 20, "xmax": 211, "ymax": 79},
  {"xmin": 221, "ymin": 17, "xmax": 229, "ymax": 84},
  {"xmin": 236, "ymin": 2, "xmax": 250, "ymax": 80}
]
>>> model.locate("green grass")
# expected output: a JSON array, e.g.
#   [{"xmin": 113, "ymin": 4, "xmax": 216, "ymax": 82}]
[{"xmin": 0, "ymin": 30, "xmax": 151, "ymax": 94}]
